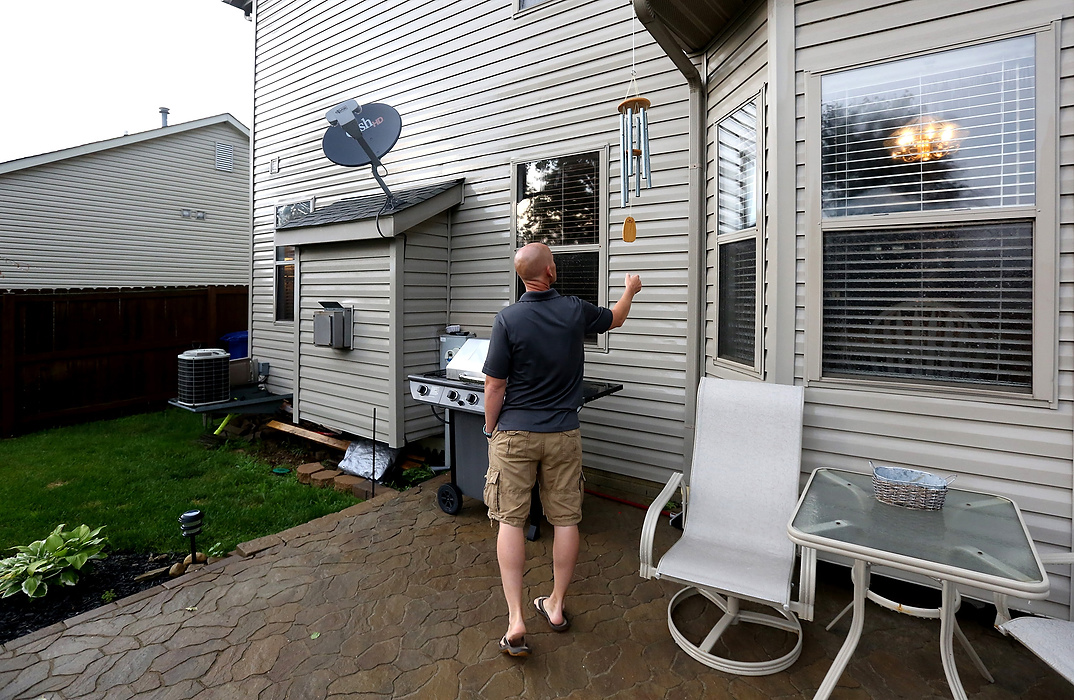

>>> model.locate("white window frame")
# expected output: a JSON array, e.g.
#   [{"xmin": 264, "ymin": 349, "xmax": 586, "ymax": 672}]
[
  {"xmin": 713, "ymin": 89, "xmax": 765, "ymax": 377},
  {"xmin": 803, "ymin": 27, "xmax": 1060, "ymax": 405},
  {"xmin": 510, "ymin": 146, "xmax": 610, "ymax": 352}
]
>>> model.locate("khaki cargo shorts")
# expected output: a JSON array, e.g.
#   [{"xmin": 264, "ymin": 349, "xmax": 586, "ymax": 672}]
[{"xmin": 485, "ymin": 429, "xmax": 584, "ymax": 528}]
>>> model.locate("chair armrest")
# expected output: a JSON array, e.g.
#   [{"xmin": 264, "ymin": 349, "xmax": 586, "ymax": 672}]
[
  {"xmin": 995, "ymin": 548, "xmax": 1073, "ymax": 630},
  {"xmin": 790, "ymin": 546, "xmax": 817, "ymax": 622},
  {"xmin": 639, "ymin": 471, "xmax": 683, "ymax": 580}
]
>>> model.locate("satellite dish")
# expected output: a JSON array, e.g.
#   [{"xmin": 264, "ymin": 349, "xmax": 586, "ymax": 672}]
[{"xmin": 322, "ymin": 103, "xmax": 402, "ymax": 167}]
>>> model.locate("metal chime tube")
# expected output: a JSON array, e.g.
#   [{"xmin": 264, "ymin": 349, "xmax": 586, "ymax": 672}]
[
  {"xmin": 635, "ymin": 115, "xmax": 642, "ymax": 197},
  {"xmin": 620, "ymin": 111, "xmax": 629, "ymax": 207},
  {"xmin": 640, "ymin": 107, "xmax": 651, "ymax": 186},
  {"xmin": 626, "ymin": 109, "xmax": 635, "ymax": 181}
]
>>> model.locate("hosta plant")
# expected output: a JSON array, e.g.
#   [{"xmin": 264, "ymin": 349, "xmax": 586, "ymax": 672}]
[{"xmin": 0, "ymin": 524, "xmax": 108, "ymax": 599}]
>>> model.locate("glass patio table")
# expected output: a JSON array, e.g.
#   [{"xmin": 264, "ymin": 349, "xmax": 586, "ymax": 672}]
[{"xmin": 787, "ymin": 468, "xmax": 1049, "ymax": 700}]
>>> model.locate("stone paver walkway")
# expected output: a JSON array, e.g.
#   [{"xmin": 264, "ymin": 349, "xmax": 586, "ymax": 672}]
[{"xmin": 0, "ymin": 474, "xmax": 1069, "ymax": 699}]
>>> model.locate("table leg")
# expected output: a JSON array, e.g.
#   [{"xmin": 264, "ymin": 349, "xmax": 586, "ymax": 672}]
[
  {"xmin": 940, "ymin": 580, "xmax": 969, "ymax": 700},
  {"xmin": 815, "ymin": 559, "xmax": 869, "ymax": 700}
]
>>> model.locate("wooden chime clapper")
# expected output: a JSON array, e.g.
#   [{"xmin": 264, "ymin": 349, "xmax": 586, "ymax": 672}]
[{"xmin": 618, "ymin": 95, "xmax": 651, "ymax": 243}]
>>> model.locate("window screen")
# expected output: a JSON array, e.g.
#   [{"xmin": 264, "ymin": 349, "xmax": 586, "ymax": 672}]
[
  {"xmin": 822, "ymin": 221, "xmax": 1033, "ymax": 390},
  {"xmin": 718, "ymin": 101, "xmax": 757, "ymax": 236},
  {"xmin": 515, "ymin": 251, "xmax": 600, "ymax": 344},
  {"xmin": 821, "ymin": 36, "xmax": 1035, "ymax": 217},
  {"xmin": 716, "ymin": 99, "xmax": 760, "ymax": 367},
  {"xmin": 717, "ymin": 239, "xmax": 757, "ymax": 365}
]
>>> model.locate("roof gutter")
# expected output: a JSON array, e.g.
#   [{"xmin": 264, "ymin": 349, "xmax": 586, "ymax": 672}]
[{"xmin": 632, "ymin": 0, "xmax": 705, "ymax": 471}]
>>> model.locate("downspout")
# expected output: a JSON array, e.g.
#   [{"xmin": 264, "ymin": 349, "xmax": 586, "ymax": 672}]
[{"xmin": 632, "ymin": 0, "xmax": 705, "ymax": 470}]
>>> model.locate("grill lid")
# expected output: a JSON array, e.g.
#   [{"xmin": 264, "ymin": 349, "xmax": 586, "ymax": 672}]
[{"xmin": 445, "ymin": 338, "xmax": 490, "ymax": 382}]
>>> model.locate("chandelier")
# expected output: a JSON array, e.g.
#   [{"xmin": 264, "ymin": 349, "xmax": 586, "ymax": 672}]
[{"xmin": 887, "ymin": 115, "xmax": 962, "ymax": 163}]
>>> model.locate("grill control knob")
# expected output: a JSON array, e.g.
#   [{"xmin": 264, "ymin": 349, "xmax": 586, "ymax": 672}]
[
  {"xmin": 417, "ymin": 385, "xmax": 430, "ymax": 396},
  {"xmin": 466, "ymin": 393, "xmax": 479, "ymax": 405},
  {"xmin": 446, "ymin": 390, "xmax": 460, "ymax": 402}
]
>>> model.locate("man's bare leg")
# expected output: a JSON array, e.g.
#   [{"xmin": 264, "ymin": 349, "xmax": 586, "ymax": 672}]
[
  {"xmin": 497, "ymin": 522, "xmax": 528, "ymax": 642},
  {"xmin": 538, "ymin": 524, "xmax": 578, "ymax": 626}
]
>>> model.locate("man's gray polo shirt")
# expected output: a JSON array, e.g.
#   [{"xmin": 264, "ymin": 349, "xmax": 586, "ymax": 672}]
[{"xmin": 483, "ymin": 289, "xmax": 613, "ymax": 432}]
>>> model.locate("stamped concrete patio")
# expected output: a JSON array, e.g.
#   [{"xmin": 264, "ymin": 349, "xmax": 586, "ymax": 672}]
[{"xmin": 0, "ymin": 474, "xmax": 1068, "ymax": 699}]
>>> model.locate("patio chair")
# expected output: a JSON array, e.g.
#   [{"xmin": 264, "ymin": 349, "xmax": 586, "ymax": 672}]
[
  {"xmin": 639, "ymin": 377, "xmax": 814, "ymax": 675},
  {"xmin": 994, "ymin": 550, "xmax": 1074, "ymax": 684}
]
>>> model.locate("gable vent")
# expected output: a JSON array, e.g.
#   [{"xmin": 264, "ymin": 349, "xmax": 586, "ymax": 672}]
[{"xmin": 215, "ymin": 143, "xmax": 234, "ymax": 172}]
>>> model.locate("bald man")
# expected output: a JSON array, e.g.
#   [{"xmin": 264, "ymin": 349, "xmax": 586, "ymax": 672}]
[{"xmin": 482, "ymin": 242, "xmax": 642, "ymax": 657}]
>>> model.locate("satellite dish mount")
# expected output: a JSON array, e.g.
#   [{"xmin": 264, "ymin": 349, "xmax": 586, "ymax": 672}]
[{"xmin": 323, "ymin": 99, "xmax": 402, "ymax": 209}]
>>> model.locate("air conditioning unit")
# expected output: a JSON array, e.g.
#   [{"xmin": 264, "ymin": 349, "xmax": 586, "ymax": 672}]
[{"xmin": 177, "ymin": 349, "xmax": 231, "ymax": 406}]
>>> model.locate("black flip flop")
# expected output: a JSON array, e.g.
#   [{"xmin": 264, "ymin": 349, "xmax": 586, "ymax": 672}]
[
  {"xmin": 534, "ymin": 596, "xmax": 570, "ymax": 632},
  {"xmin": 499, "ymin": 635, "xmax": 531, "ymax": 657}
]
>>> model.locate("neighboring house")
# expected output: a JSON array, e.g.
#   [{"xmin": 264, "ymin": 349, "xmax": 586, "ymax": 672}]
[
  {"xmin": 0, "ymin": 114, "xmax": 251, "ymax": 289},
  {"xmin": 0, "ymin": 114, "xmax": 252, "ymax": 434},
  {"xmin": 243, "ymin": 0, "xmax": 1073, "ymax": 618}
]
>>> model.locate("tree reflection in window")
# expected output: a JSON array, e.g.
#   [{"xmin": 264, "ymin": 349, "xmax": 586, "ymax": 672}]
[
  {"xmin": 821, "ymin": 36, "xmax": 1034, "ymax": 217},
  {"xmin": 516, "ymin": 153, "xmax": 600, "ymax": 248}
]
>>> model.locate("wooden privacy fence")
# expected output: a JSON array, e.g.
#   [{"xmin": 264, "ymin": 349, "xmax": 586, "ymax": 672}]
[{"xmin": 0, "ymin": 286, "xmax": 248, "ymax": 436}]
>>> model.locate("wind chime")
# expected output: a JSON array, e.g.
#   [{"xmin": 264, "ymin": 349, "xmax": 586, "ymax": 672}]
[{"xmin": 618, "ymin": 13, "xmax": 652, "ymax": 243}]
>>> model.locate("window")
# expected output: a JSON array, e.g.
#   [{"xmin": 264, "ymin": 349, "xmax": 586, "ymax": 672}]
[
  {"xmin": 716, "ymin": 98, "xmax": 761, "ymax": 369},
  {"xmin": 276, "ymin": 199, "xmax": 313, "ymax": 228},
  {"xmin": 274, "ymin": 246, "xmax": 295, "ymax": 322},
  {"xmin": 518, "ymin": 0, "xmax": 550, "ymax": 9},
  {"xmin": 274, "ymin": 199, "xmax": 312, "ymax": 323},
  {"xmin": 514, "ymin": 150, "xmax": 607, "ymax": 345},
  {"xmin": 815, "ymin": 35, "xmax": 1051, "ymax": 395}
]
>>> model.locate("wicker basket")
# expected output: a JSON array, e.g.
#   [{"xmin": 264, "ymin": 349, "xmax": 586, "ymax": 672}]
[{"xmin": 870, "ymin": 461, "xmax": 955, "ymax": 511}]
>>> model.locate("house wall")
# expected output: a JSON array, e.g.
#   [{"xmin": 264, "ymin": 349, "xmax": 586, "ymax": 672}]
[
  {"xmin": 704, "ymin": 1, "xmax": 769, "ymax": 378},
  {"xmin": 792, "ymin": 0, "xmax": 1074, "ymax": 617},
  {"xmin": 0, "ymin": 122, "xmax": 250, "ymax": 289},
  {"xmin": 296, "ymin": 239, "xmax": 394, "ymax": 443},
  {"xmin": 251, "ymin": 0, "xmax": 694, "ymax": 482},
  {"xmin": 401, "ymin": 216, "xmax": 450, "ymax": 444}
]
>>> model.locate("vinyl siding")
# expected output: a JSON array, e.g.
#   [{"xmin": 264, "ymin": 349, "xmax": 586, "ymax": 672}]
[
  {"xmin": 794, "ymin": 0, "xmax": 1074, "ymax": 618},
  {"xmin": 0, "ymin": 121, "xmax": 250, "ymax": 289},
  {"xmin": 704, "ymin": 1, "xmax": 768, "ymax": 380},
  {"xmin": 401, "ymin": 216, "xmax": 450, "ymax": 443},
  {"xmin": 297, "ymin": 240, "xmax": 394, "ymax": 443},
  {"xmin": 250, "ymin": 0, "xmax": 693, "ymax": 483}
]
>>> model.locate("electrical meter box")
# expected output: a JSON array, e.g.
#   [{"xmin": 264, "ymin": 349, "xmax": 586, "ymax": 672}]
[{"xmin": 314, "ymin": 302, "xmax": 352, "ymax": 349}]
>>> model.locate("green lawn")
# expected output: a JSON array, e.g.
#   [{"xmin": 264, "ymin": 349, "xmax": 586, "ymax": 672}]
[{"xmin": 0, "ymin": 410, "xmax": 356, "ymax": 555}]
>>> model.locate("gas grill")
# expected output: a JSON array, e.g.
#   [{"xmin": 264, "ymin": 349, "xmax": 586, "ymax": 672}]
[{"xmin": 408, "ymin": 337, "xmax": 621, "ymax": 540}]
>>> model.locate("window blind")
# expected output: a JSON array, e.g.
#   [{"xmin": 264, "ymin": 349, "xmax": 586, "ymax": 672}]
[
  {"xmin": 821, "ymin": 36, "xmax": 1035, "ymax": 217},
  {"xmin": 516, "ymin": 154, "xmax": 600, "ymax": 247},
  {"xmin": 822, "ymin": 221, "xmax": 1033, "ymax": 390}
]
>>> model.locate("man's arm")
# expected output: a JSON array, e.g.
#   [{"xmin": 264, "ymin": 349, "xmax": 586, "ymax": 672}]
[
  {"xmin": 484, "ymin": 375, "xmax": 507, "ymax": 435},
  {"xmin": 609, "ymin": 273, "xmax": 642, "ymax": 329}
]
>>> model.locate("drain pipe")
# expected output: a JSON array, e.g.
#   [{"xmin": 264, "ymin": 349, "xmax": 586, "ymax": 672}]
[{"xmin": 632, "ymin": 0, "xmax": 705, "ymax": 470}]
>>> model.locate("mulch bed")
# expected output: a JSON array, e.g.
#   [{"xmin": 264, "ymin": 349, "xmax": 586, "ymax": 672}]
[{"xmin": 0, "ymin": 551, "xmax": 184, "ymax": 646}]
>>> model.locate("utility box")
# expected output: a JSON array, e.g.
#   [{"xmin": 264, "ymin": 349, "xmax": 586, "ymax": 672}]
[{"xmin": 314, "ymin": 302, "xmax": 352, "ymax": 349}]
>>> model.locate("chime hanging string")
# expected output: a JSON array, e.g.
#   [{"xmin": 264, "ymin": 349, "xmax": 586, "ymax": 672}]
[{"xmin": 621, "ymin": 5, "xmax": 638, "ymax": 242}]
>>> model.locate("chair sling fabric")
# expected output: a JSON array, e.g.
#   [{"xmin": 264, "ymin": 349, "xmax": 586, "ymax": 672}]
[
  {"xmin": 995, "ymin": 550, "xmax": 1074, "ymax": 686},
  {"xmin": 642, "ymin": 377, "xmax": 806, "ymax": 675}
]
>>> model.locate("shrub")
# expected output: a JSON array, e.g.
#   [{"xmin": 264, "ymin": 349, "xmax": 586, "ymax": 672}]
[{"xmin": 0, "ymin": 524, "xmax": 108, "ymax": 599}]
